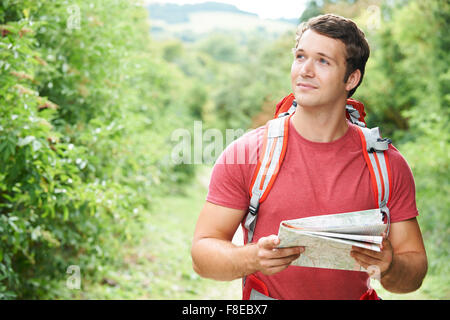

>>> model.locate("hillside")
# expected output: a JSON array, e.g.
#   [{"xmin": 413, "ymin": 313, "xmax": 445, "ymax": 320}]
[{"xmin": 148, "ymin": 1, "xmax": 298, "ymax": 42}]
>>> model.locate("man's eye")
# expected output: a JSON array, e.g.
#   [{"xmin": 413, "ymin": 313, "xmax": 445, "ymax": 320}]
[
  {"xmin": 296, "ymin": 54, "xmax": 304, "ymax": 59},
  {"xmin": 319, "ymin": 58, "xmax": 329, "ymax": 65}
]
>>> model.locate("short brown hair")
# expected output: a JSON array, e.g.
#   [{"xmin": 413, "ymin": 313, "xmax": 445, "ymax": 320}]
[{"xmin": 295, "ymin": 14, "xmax": 370, "ymax": 97}]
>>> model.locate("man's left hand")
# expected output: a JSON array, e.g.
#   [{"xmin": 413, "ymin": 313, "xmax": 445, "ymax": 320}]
[{"xmin": 350, "ymin": 234, "xmax": 394, "ymax": 278}]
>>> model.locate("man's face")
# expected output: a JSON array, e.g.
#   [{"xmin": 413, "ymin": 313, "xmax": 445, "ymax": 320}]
[{"xmin": 291, "ymin": 29, "xmax": 353, "ymax": 109}]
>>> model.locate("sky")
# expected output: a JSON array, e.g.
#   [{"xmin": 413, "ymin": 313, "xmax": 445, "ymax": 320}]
[{"xmin": 144, "ymin": 0, "xmax": 308, "ymax": 20}]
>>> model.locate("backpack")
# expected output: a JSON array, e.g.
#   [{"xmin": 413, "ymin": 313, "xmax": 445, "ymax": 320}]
[{"xmin": 242, "ymin": 94, "xmax": 392, "ymax": 300}]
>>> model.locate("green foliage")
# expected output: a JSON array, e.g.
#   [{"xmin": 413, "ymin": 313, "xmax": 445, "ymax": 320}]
[
  {"xmin": 197, "ymin": 34, "xmax": 244, "ymax": 64},
  {"xmin": 0, "ymin": 0, "xmax": 197, "ymax": 299},
  {"xmin": 205, "ymin": 32, "xmax": 294, "ymax": 131},
  {"xmin": 300, "ymin": 0, "xmax": 324, "ymax": 22}
]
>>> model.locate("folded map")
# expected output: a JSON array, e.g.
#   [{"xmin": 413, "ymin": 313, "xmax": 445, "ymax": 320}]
[{"xmin": 277, "ymin": 208, "xmax": 387, "ymax": 272}]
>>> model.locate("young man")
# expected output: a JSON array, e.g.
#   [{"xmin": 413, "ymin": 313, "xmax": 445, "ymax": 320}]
[{"xmin": 191, "ymin": 14, "xmax": 428, "ymax": 300}]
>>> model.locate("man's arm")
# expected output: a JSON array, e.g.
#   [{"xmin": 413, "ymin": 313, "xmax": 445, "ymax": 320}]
[
  {"xmin": 350, "ymin": 217, "xmax": 428, "ymax": 293},
  {"xmin": 191, "ymin": 201, "xmax": 303, "ymax": 281}
]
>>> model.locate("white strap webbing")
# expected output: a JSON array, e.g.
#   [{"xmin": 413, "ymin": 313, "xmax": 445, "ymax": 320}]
[
  {"xmin": 244, "ymin": 115, "xmax": 289, "ymax": 243},
  {"xmin": 359, "ymin": 126, "xmax": 392, "ymax": 236},
  {"xmin": 277, "ymin": 100, "xmax": 297, "ymax": 118}
]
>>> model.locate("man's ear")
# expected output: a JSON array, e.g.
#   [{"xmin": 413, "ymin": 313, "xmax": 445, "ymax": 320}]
[{"xmin": 345, "ymin": 69, "xmax": 361, "ymax": 92}]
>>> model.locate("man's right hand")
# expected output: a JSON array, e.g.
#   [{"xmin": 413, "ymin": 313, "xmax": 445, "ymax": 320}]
[
  {"xmin": 192, "ymin": 202, "xmax": 305, "ymax": 281},
  {"xmin": 253, "ymin": 235, "xmax": 305, "ymax": 276}
]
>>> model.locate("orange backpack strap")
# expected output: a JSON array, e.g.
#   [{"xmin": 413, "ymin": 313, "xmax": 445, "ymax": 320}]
[
  {"xmin": 345, "ymin": 99, "xmax": 392, "ymax": 234},
  {"xmin": 274, "ymin": 93, "xmax": 296, "ymax": 118},
  {"xmin": 346, "ymin": 98, "xmax": 367, "ymax": 126},
  {"xmin": 275, "ymin": 93, "xmax": 367, "ymax": 126},
  {"xmin": 244, "ymin": 113, "xmax": 292, "ymax": 244},
  {"xmin": 356, "ymin": 126, "xmax": 393, "ymax": 236},
  {"xmin": 242, "ymin": 274, "xmax": 272, "ymax": 300}
]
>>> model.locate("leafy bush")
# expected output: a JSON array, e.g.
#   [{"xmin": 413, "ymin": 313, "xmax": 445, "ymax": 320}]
[{"xmin": 0, "ymin": 0, "xmax": 197, "ymax": 299}]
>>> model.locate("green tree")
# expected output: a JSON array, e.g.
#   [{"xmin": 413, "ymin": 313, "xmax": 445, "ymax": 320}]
[{"xmin": 0, "ymin": 0, "xmax": 198, "ymax": 298}]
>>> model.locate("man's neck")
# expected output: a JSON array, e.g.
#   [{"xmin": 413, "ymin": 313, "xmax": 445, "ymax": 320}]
[{"xmin": 291, "ymin": 101, "xmax": 349, "ymax": 143}]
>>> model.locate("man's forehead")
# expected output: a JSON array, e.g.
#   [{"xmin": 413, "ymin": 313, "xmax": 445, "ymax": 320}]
[{"xmin": 296, "ymin": 29, "xmax": 347, "ymax": 62}]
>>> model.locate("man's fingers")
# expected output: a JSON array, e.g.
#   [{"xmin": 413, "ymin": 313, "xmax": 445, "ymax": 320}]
[
  {"xmin": 269, "ymin": 246, "xmax": 304, "ymax": 259},
  {"xmin": 351, "ymin": 246, "xmax": 383, "ymax": 259},
  {"xmin": 258, "ymin": 245, "xmax": 304, "ymax": 260},
  {"xmin": 262, "ymin": 252, "xmax": 300, "ymax": 267},
  {"xmin": 261, "ymin": 254, "xmax": 301, "ymax": 275},
  {"xmin": 258, "ymin": 235, "xmax": 280, "ymax": 249},
  {"xmin": 350, "ymin": 250, "xmax": 381, "ymax": 267},
  {"xmin": 272, "ymin": 253, "xmax": 301, "ymax": 266},
  {"xmin": 256, "ymin": 236, "xmax": 305, "ymax": 275}
]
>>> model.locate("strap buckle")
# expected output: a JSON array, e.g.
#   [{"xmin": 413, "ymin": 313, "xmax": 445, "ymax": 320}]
[
  {"xmin": 248, "ymin": 202, "xmax": 260, "ymax": 216},
  {"xmin": 277, "ymin": 100, "xmax": 297, "ymax": 118},
  {"xmin": 277, "ymin": 112, "xmax": 290, "ymax": 118},
  {"xmin": 368, "ymin": 137, "xmax": 392, "ymax": 153}
]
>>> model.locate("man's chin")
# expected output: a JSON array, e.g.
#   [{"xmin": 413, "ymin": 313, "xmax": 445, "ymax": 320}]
[
  {"xmin": 295, "ymin": 99, "xmax": 317, "ymax": 109},
  {"xmin": 293, "ymin": 92, "xmax": 316, "ymax": 107}
]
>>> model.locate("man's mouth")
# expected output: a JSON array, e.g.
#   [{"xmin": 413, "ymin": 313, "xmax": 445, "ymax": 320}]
[{"xmin": 297, "ymin": 82, "xmax": 318, "ymax": 89}]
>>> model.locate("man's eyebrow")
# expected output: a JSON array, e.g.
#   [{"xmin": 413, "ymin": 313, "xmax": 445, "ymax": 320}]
[{"xmin": 294, "ymin": 48, "xmax": 337, "ymax": 63}]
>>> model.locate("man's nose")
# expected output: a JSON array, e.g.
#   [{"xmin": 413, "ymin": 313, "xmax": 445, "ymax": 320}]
[{"xmin": 300, "ymin": 59, "xmax": 314, "ymax": 78}]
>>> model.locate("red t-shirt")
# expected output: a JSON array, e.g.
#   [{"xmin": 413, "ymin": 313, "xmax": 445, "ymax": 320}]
[{"xmin": 206, "ymin": 118, "xmax": 419, "ymax": 300}]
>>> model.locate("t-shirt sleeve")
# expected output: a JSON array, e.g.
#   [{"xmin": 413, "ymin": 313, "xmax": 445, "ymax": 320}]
[
  {"xmin": 387, "ymin": 145, "xmax": 419, "ymax": 223},
  {"xmin": 206, "ymin": 139, "xmax": 252, "ymax": 211}
]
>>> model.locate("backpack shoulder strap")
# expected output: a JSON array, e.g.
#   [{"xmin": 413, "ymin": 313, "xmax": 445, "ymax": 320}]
[
  {"xmin": 356, "ymin": 125, "xmax": 393, "ymax": 236},
  {"xmin": 274, "ymin": 93, "xmax": 295, "ymax": 118},
  {"xmin": 244, "ymin": 113, "xmax": 292, "ymax": 243},
  {"xmin": 346, "ymin": 99, "xmax": 367, "ymax": 126},
  {"xmin": 276, "ymin": 94, "xmax": 367, "ymax": 125}
]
